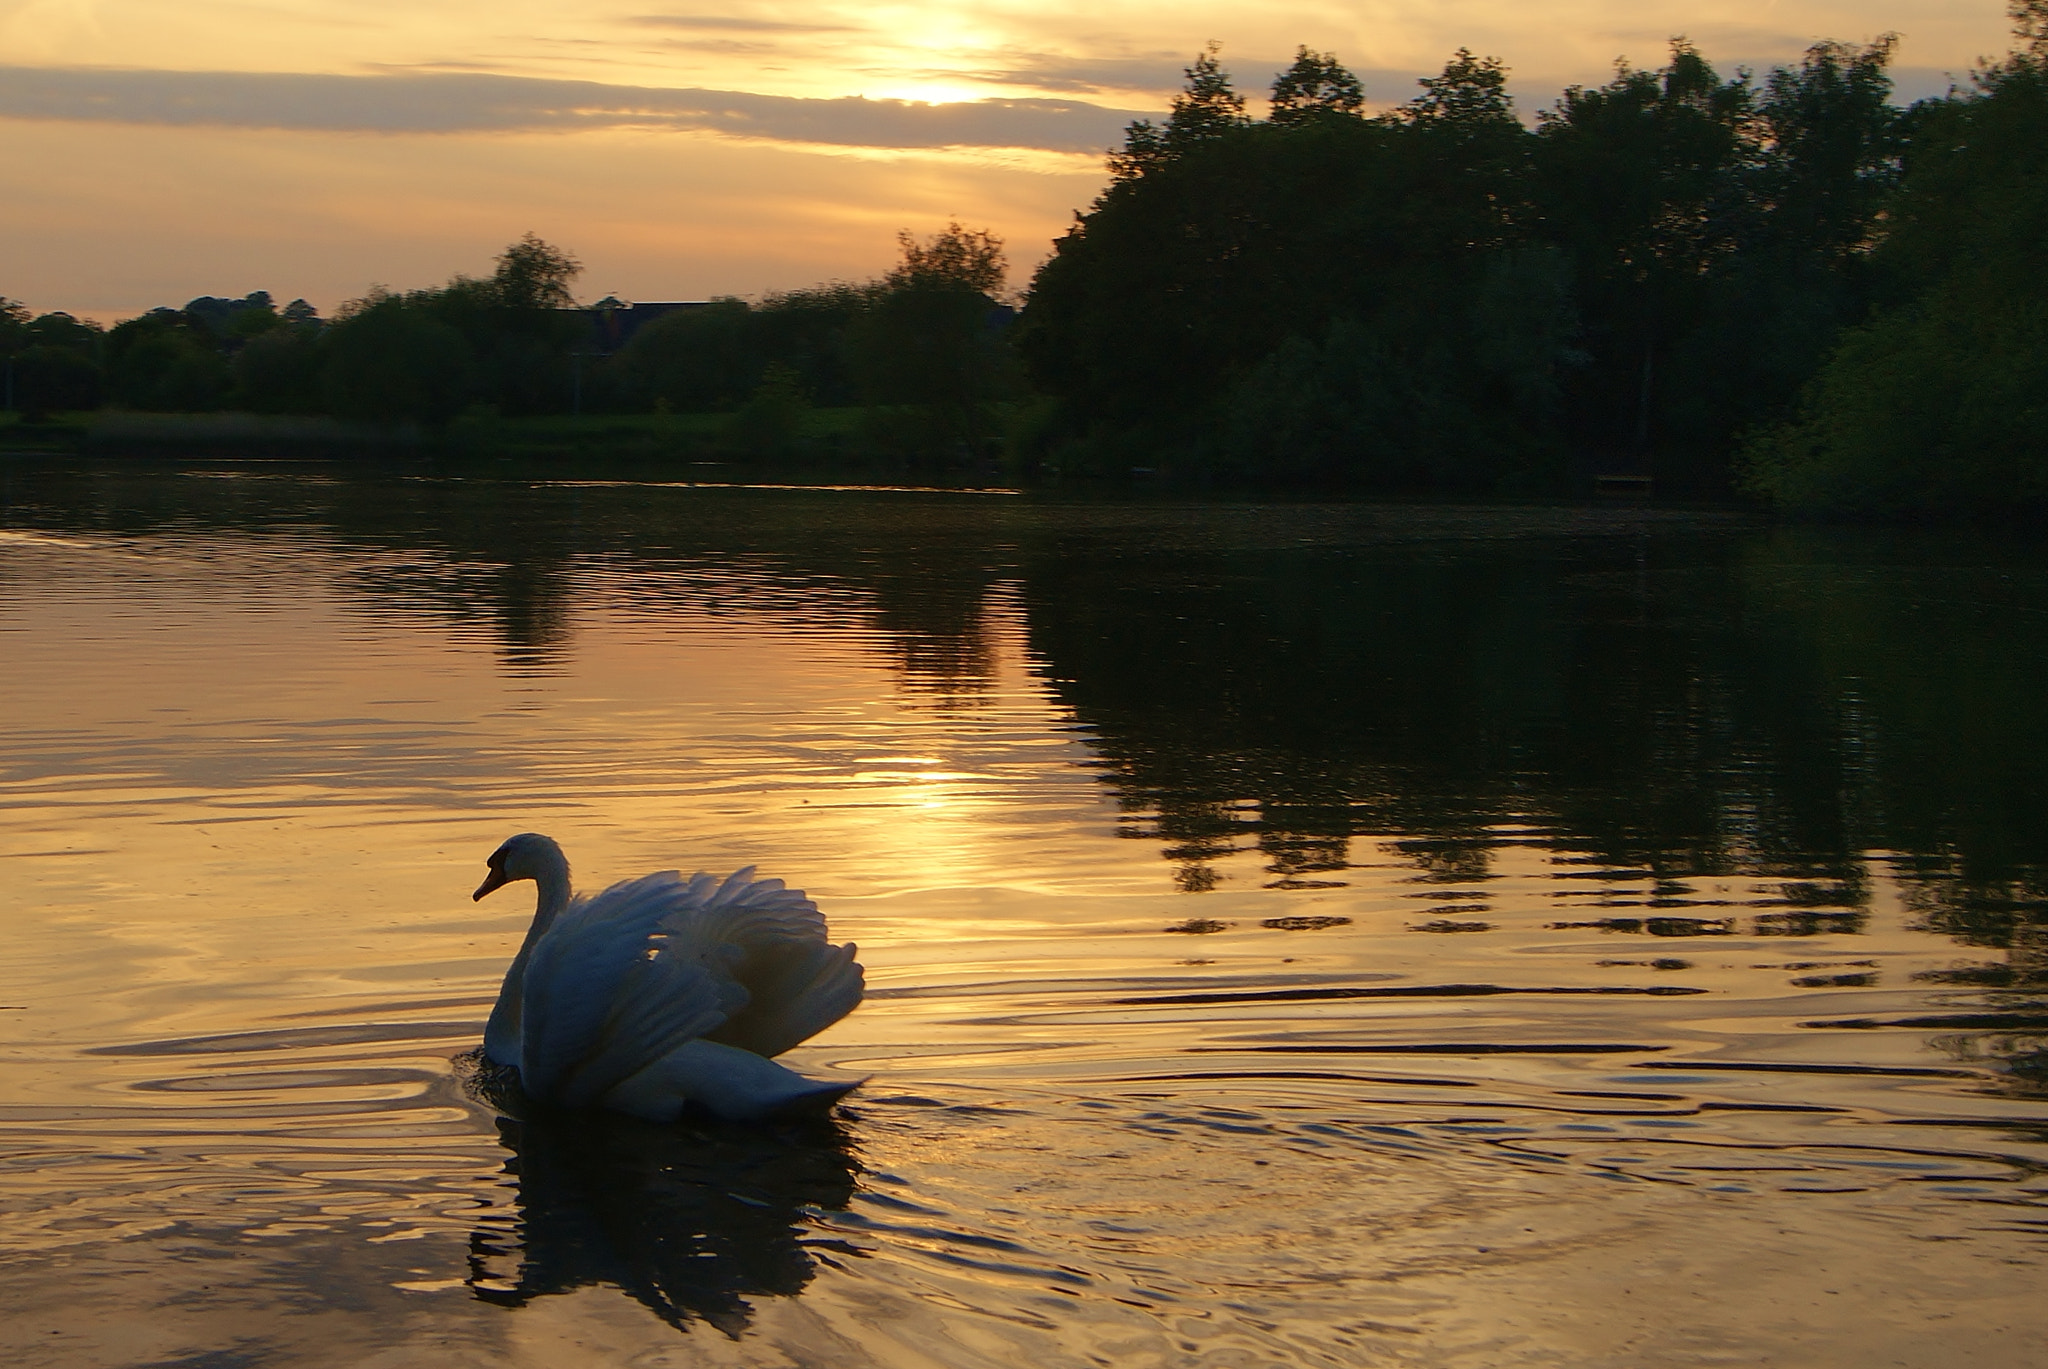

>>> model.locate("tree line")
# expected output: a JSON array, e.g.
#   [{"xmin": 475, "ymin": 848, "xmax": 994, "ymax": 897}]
[
  {"xmin": 4, "ymin": 2, "xmax": 2045, "ymax": 517},
  {"xmin": 0, "ymin": 227, "xmax": 1017, "ymax": 463},
  {"xmin": 1741, "ymin": 3, "xmax": 2048, "ymax": 516},
  {"xmin": 1021, "ymin": 3, "xmax": 2046, "ymax": 517}
]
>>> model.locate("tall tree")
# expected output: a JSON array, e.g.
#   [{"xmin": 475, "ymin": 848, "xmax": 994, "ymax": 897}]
[
  {"xmin": 4, "ymin": 307, "xmax": 102, "ymax": 418},
  {"xmin": 1268, "ymin": 48, "xmax": 1364, "ymax": 127},
  {"xmin": 2015, "ymin": 0, "xmax": 2048, "ymax": 55},
  {"xmin": 1751, "ymin": 37, "xmax": 1903, "ymax": 260},
  {"xmin": 320, "ymin": 290, "xmax": 474, "ymax": 425},
  {"xmin": 1401, "ymin": 48, "xmax": 1518, "ymax": 133},
  {"xmin": 1533, "ymin": 41, "xmax": 1757, "ymax": 465},
  {"xmin": 848, "ymin": 225, "xmax": 1018, "ymax": 457},
  {"xmin": 432, "ymin": 233, "xmax": 587, "ymax": 415},
  {"xmin": 0, "ymin": 297, "xmax": 30, "ymax": 359},
  {"xmin": 104, "ymin": 310, "xmax": 230, "ymax": 412},
  {"xmin": 492, "ymin": 233, "xmax": 582, "ymax": 311},
  {"xmin": 1742, "ymin": 5, "xmax": 2048, "ymax": 516},
  {"xmin": 1110, "ymin": 43, "xmax": 1251, "ymax": 180},
  {"xmin": 886, "ymin": 223, "xmax": 1007, "ymax": 295}
]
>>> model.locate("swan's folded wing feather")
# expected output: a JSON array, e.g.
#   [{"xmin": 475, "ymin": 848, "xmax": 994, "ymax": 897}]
[
  {"xmin": 549, "ymin": 945, "xmax": 743, "ymax": 1107},
  {"xmin": 519, "ymin": 871, "xmax": 714, "ymax": 1100},
  {"xmin": 703, "ymin": 938, "xmax": 864, "ymax": 1058}
]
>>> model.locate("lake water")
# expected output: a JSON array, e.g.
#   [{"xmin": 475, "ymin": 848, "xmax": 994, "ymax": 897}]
[{"xmin": 3, "ymin": 459, "xmax": 2046, "ymax": 1367}]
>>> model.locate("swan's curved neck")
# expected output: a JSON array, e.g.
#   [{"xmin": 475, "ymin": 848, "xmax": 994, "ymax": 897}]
[
  {"xmin": 522, "ymin": 845, "xmax": 573, "ymax": 941},
  {"xmin": 484, "ymin": 843, "xmax": 571, "ymax": 1066}
]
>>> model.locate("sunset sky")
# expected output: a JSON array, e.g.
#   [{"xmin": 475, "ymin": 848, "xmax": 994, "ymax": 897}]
[{"xmin": 0, "ymin": 1, "xmax": 2021, "ymax": 320}]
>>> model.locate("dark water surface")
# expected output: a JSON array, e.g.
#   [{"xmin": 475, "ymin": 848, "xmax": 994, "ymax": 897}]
[{"xmin": 3, "ymin": 459, "xmax": 2046, "ymax": 1366}]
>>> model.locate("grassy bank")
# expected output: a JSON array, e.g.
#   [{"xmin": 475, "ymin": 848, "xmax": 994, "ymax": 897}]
[
  {"xmin": 439, "ymin": 406, "xmax": 871, "ymax": 459},
  {"xmin": 0, "ymin": 411, "xmax": 91, "ymax": 453},
  {"xmin": 0, "ymin": 406, "xmax": 1020, "ymax": 488}
]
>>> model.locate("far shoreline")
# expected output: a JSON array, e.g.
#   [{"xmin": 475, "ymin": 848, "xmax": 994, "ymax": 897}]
[{"xmin": 0, "ymin": 410, "xmax": 1727, "ymax": 510}]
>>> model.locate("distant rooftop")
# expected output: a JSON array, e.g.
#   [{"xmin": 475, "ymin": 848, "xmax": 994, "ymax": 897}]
[{"xmin": 579, "ymin": 300, "xmax": 707, "ymax": 353}]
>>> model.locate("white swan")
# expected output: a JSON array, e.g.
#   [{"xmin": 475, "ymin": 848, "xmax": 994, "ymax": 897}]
[{"xmin": 472, "ymin": 833, "xmax": 864, "ymax": 1123}]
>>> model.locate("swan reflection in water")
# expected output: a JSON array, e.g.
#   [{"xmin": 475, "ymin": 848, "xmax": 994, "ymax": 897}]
[{"xmin": 461, "ymin": 1070, "xmax": 865, "ymax": 1337}]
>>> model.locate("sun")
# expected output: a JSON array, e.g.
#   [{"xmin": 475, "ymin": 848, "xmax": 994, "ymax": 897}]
[{"xmin": 859, "ymin": 79, "xmax": 1013, "ymax": 106}]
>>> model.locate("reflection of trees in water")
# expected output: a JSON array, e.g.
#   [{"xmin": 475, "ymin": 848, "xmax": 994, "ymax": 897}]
[
  {"xmin": 15, "ymin": 464, "xmax": 2048, "ymax": 986},
  {"xmin": 857, "ymin": 554, "xmax": 1011, "ymax": 702},
  {"xmin": 318, "ymin": 480, "xmax": 1023, "ymax": 695},
  {"xmin": 2, "ymin": 463, "xmax": 1024, "ymax": 693},
  {"xmin": 1908, "ymin": 872, "xmax": 2048, "ymax": 981},
  {"xmin": 1902, "ymin": 862, "xmax": 2048, "ymax": 1086},
  {"xmin": 325, "ymin": 478, "xmax": 586, "ymax": 676},
  {"xmin": 348, "ymin": 559, "xmax": 576, "ymax": 675},
  {"xmin": 1022, "ymin": 519, "xmax": 2048, "ymax": 1083},
  {"xmin": 1025, "ymin": 538, "xmax": 1705, "ymax": 884},
  {"xmin": 467, "ymin": 1109, "xmax": 862, "ymax": 1337},
  {"xmin": 1889, "ymin": 872, "xmax": 2048, "ymax": 1091},
  {"xmin": 1022, "ymin": 528, "xmax": 2048, "ymax": 916}
]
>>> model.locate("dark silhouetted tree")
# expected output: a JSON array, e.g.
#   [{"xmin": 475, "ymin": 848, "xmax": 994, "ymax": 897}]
[
  {"xmin": 233, "ymin": 302, "xmax": 324, "ymax": 413},
  {"xmin": 105, "ymin": 310, "xmax": 230, "ymax": 412},
  {"xmin": 886, "ymin": 223, "xmax": 1007, "ymax": 295},
  {"xmin": 1, "ymin": 297, "xmax": 33, "ymax": 355},
  {"xmin": 1268, "ymin": 48, "xmax": 1364, "ymax": 127},
  {"xmin": 1743, "ymin": 6, "xmax": 2048, "ymax": 516},
  {"xmin": 848, "ymin": 223, "xmax": 1018, "ymax": 457},
  {"xmin": 3, "ymin": 304, "xmax": 103, "ymax": 417},
  {"xmin": 615, "ymin": 299, "xmax": 763, "ymax": 412},
  {"xmin": 492, "ymin": 233, "xmax": 582, "ymax": 312},
  {"xmin": 1401, "ymin": 48, "xmax": 1517, "ymax": 133},
  {"xmin": 320, "ymin": 290, "xmax": 474, "ymax": 425},
  {"xmin": 1532, "ymin": 41, "xmax": 1757, "ymax": 470},
  {"xmin": 1110, "ymin": 43, "xmax": 1250, "ymax": 180}
]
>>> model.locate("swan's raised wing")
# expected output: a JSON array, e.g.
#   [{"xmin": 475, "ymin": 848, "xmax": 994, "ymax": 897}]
[
  {"xmin": 706, "ymin": 936, "xmax": 864, "ymax": 1059},
  {"xmin": 518, "ymin": 871, "xmax": 744, "ymax": 1102},
  {"xmin": 658, "ymin": 868, "xmax": 866, "ymax": 1059},
  {"xmin": 519, "ymin": 866, "xmax": 862, "ymax": 1107}
]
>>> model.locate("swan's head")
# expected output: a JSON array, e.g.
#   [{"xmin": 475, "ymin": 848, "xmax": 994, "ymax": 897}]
[{"xmin": 473, "ymin": 832, "xmax": 561, "ymax": 902}]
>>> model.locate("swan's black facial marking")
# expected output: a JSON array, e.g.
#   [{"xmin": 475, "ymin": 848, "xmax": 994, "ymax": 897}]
[
  {"xmin": 474, "ymin": 846, "xmax": 514, "ymax": 902},
  {"xmin": 477, "ymin": 833, "xmax": 555, "ymax": 900}
]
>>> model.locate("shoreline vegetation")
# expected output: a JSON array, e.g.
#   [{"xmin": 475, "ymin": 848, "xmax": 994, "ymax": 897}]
[{"xmin": 4, "ymin": 4, "xmax": 2045, "ymax": 521}]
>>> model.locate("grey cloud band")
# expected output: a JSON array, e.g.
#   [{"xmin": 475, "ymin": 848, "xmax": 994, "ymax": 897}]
[{"xmin": 0, "ymin": 66, "xmax": 1142, "ymax": 151}]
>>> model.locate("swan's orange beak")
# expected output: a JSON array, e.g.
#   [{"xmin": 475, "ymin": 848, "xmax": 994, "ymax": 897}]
[{"xmin": 473, "ymin": 868, "xmax": 510, "ymax": 901}]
